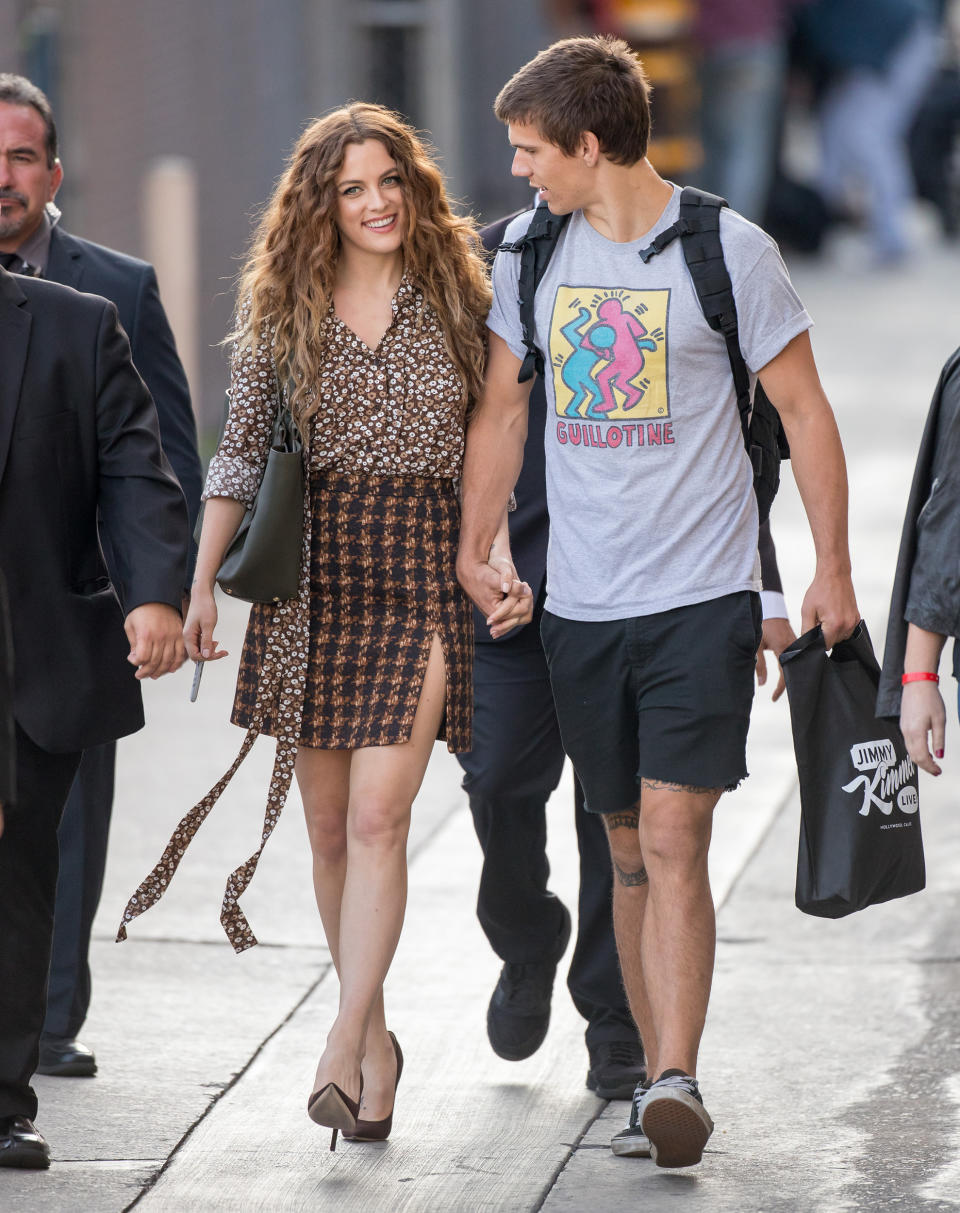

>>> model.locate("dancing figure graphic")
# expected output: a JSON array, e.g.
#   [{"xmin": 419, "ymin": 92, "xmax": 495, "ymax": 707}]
[{"xmin": 583, "ymin": 297, "xmax": 658, "ymax": 413}]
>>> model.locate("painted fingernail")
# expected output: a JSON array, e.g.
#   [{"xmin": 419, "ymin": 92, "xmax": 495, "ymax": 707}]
[{"xmin": 935, "ymin": 750, "xmax": 944, "ymax": 759}]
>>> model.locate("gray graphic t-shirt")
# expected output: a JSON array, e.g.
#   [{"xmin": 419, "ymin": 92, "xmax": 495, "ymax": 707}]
[{"xmin": 487, "ymin": 185, "xmax": 813, "ymax": 621}]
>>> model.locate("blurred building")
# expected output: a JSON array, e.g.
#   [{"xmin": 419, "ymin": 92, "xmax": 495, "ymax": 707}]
[{"xmin": 1, "ymin": 0, "xmax": 550, "ymax": 434}]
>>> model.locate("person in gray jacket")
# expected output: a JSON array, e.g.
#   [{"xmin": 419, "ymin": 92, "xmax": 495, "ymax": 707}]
[{"xmin": 878, "ymin": 346, "xmax": 960, "ymax": 771}]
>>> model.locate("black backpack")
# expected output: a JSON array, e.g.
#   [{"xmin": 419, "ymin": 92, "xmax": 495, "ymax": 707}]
[{"xmin": 499, "ymin": 186, "xmax": 789, "ymax": 524}]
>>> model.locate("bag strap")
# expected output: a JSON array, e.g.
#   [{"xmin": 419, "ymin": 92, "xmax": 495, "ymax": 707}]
[
  {"xmin": 273, "ymin": 384, "xmax": 303, "ymax": 452},
  {"xmin": 638, "ymin": 186, "xmax": 752, "ymax": 447},
  {"xmin": 500, "ymin": 202, "xmax": 571, "ymax": 383}
]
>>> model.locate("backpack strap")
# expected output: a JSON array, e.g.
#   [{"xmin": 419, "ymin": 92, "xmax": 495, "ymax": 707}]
[
  {"xmin": 649, "ymin": 187, "xmax": 753, "ymax": 447},
  {"xmin": 499, "ymin": 202, "xmax": 571, "ymax": 383}
]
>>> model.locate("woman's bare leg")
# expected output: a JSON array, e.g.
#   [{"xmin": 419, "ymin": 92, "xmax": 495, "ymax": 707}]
[
  {"xmin": 297, "ymin": 748, "xmax": 352, "ymax": 971},
  {"xmin": 312, "ymin": 635, "xmax": 447, "ymax": 1114}
]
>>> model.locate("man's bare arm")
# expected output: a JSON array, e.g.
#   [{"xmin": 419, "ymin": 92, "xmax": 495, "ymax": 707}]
[
  {"xmin": 458, "ymin": 332, "xmax": 533, "ymax": 619},
  {"xmin": 758, "ymin": 330, "xmax": 859, "ymax": 648}
]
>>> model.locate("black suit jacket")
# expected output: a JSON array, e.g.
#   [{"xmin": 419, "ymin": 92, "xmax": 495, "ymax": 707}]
[
  {"xmin": 0, "ymin": 569, "xmax": 13, "ymax": 806},
  {"xmin": 477, "ymin": 210, "xmax": 782, "ymax": 645},
  {"xmin": 45, "ymin": 226, "xmax": 203, "ymax": 562},
  {"xmin": 0, "ymin": 267, "xmax": 189, "ymax": 753}
]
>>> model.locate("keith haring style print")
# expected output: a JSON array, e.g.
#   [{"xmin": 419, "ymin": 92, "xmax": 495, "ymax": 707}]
[{"xmin": 549, "ymin": 287, "xmax": 669, "ymax": 421}]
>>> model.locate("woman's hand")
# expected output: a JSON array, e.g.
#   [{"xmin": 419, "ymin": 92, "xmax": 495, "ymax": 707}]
[
  {"xmin": 183, "ymin": 588, "xmax": 229, "ymax": 663},
  {"xmin": 486, "ymin": 577, "xmax": 534, "ymax": 638},
  {"xmin": 900, "ymin": 680, "xmax": 946, "ymax": 776},
  {"xmin": 483, "ymin": 527, "xmax": 533, "ymax": 639},
  {"xmin": 484, "ymin": 550, "xmax": 533, "ymax": 638}
]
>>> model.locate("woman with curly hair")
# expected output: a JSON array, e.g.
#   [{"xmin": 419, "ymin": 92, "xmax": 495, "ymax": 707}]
[{"xmin": 118, "ymin": 104, "xmax": 531, "ymax": 1147}]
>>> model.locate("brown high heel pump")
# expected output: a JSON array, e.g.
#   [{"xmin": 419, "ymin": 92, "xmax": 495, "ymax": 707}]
[
  {"xmin": 307, "ymin": 1077, "xmax": 363, "ymax": 1151},
  {"xmin": 343, "ymin": 1032, "xmax": 403, "ymax": 1143}
]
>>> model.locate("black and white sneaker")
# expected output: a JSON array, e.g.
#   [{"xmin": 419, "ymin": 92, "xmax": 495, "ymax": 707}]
[
  {"xmin": 610, "ymin": 1079, "xmax": 652, "ymax": 1158},
  {"xmin": 640, "ymin": 1070, "xmax": 714, "ymax": 1168}
]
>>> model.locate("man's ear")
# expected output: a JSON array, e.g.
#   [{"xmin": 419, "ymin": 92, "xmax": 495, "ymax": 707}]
[
  {"xmin": 580, "ymin": 132, "xmax": 601, "ymax": 166},
  {"xmin": 48, "ymin": 158, "xmax": 63, "ymax": 201}
]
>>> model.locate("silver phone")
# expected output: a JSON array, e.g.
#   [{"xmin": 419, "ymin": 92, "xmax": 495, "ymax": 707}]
[{"xmin": 189, "ymin": 661, "xmax": 204, "ymax": 702}]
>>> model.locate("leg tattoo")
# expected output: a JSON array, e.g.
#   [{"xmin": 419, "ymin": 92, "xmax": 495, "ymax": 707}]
[
  {"xmin": 613, "ymin": 859, "xmax": 649, "ymax": 887},
  {"xmin": 640, "ymin": 778, "xmax": 723, "ymax": 796},
  {"xmin": 605, "ymin": 807, "xmax": 646, "ymax": 885},
  {"xmin": 606, "ymin": 807, "xmax": 640, "ymax": 831}
]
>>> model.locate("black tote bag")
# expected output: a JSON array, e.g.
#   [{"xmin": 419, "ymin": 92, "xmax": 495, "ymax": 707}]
[
  {"xmin": 779, "ymin": 621, "xmax": 924, "ymax": 918},
  {"xmin": 212, "ymin": 402, "xmax": 304, "ymax": 604}
]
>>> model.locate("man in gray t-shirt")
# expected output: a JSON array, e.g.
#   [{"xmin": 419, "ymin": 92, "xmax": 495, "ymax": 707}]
[
  {"xmin": 459, "ymin": 36, "xmax": 860, "ymax": 1169},
  {"xmin": 488, "ymin": 194, "xmax": 810, "ymax": 622}
]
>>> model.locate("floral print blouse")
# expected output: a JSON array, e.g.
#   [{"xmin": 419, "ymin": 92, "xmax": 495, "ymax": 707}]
[{"xmin": 204, "ymin": 276, "xmax": 466, "ymax": 501}]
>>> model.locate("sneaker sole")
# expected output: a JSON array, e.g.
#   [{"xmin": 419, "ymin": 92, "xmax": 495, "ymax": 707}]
[
  {"xmin": 611, "ymin": 1134, "xmax": 652, "ymax": 1158},
  {"xmin": 641, "ymin": 1090, "xmax": 713, "ymax": 1168}
]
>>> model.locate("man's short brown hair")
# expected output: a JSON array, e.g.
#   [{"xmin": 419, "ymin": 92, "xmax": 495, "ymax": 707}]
[{"xmin": 494, "ymin": 36, "xmax": 651, "ymax": 166}]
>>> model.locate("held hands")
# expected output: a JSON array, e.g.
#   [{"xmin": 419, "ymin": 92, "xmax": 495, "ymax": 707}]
[
  {"xmin": 755, "ymin": 616, "xmax": 797, "ymax": 702},
  {"xmin": 900, "ymin": 681, "xmax": 946, "ymax": 776},
  {"xmin": 458, "ymin": 551, "xmax": 533, "ymax": 640},
  {"xmin": 124, "ymin": 603, "xmax": 187, "ymax": 680},
  {"xmin": 800, "ymin": 566, "xmax": 860, "ymax": 651},
  {"xmin": 183, "ymin": 587, "xmax": 229, "ymax": 663}
]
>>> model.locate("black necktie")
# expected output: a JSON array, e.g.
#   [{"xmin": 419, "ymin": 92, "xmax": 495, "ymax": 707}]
[{"xmin": 0, "ymin": 252, "xmax": 36, "ymax": 275}]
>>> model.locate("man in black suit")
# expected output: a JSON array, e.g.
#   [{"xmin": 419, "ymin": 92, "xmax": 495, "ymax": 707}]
[
  {"xmin": 459, "ymin": 211, "xmax": 796, "ymax": 1101},
  {"xmin": 0, "ymin": 263, "xmax": 189, "ymax": 1167},
  {"xmin": 0, "ymin": 571, "xmax": 13, "ymax": 835},
  {"xmin": 0, "ymin": 74, "xmax": 203, "ymax": 1078}
]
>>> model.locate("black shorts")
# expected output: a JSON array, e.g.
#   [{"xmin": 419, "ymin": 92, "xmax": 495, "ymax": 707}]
[{"xmin": 540, "ymin": 592, "xmax": 762, "ymax": 815}]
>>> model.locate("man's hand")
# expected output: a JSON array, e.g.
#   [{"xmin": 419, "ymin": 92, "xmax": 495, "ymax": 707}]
[
  {"xmin": 900, "ymin": 682, "xmax": 946, "ymax": 776},
  {"xmin": 124, "ymin": 603, "xmax": 186, "ymax": 680},
  {"xmin": 755, "ymin": 616, "xmax": 797, "ymax": 701},
  {"xmin": 800, "ymin": 566, "xmax": 860, "ymax": 650}
]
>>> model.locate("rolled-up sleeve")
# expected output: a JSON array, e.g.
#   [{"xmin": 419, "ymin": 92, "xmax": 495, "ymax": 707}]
[{"xmin": 203, "ymin": 303, "xmax": 279, "ymax": 507}]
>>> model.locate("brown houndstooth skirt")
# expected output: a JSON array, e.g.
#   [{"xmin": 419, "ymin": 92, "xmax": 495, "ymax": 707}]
[{"xmin": 232, "ymin": 470, "xmax": 473, "ymax": 752}]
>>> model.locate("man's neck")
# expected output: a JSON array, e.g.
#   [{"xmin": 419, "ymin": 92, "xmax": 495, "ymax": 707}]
[{"xmin": 580, "ymin": 159, "xmax": 673, "ymax": 244}]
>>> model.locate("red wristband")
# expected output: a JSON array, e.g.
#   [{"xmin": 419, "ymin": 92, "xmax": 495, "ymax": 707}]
[{"xmin": 901, "ymin": 671, "xmax": 939, "ymax": 685}]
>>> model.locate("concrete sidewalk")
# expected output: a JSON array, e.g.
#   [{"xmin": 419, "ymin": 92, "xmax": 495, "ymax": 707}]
[{"xmin": 5, "ymin": 225, "xmax": 960, "ymax": 1212}]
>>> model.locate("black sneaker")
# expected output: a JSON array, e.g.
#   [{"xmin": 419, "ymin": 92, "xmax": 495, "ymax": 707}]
[
  {"xmin": 641, "ymin": 1070, "xmax": 714, "ymax": 1169},
  {"xmin": 586, "ymin": 1039, "xmax": 646, "ymax": 1100},
  {"xmin": 610, "ymin": 1079, "xmax": 652, "ymax": 1158},
  {"xmin": 486, "ymin": 903, "xmax": 572, "ymax": 1061}
]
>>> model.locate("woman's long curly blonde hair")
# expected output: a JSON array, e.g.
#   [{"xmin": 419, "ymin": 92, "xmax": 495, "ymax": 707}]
[{"xmin": 232, "ymin": 103, "xmax": 492, "ymax": 430}]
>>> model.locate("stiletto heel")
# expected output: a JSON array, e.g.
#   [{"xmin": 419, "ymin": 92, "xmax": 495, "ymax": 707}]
[
  {"xmin": 344, "ymin": 1032, "xmax": 403, "ymax": 1143},
  {"xmin": 307, "ymin": 1079, "xmax": 362, "ymax": 1151}
]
